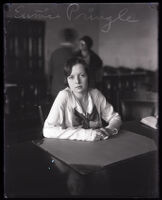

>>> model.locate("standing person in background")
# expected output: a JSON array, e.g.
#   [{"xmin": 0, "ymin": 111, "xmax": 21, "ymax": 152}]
[
  {"xmin": 48, "ymin": 28, "xmax": 78, "ymax": 99},
  {"xmin": 75, "ymin": 35, "xmax": 103, "ymax": 90}
]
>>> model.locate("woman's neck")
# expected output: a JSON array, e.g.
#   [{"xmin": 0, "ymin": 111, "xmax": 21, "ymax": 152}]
[
  {"xmin": 81, "ymin": 49, "xmax": 89, "ymax": 57},
  {"xmin": 73, "ymin": 90, "xmax": 88, "ymax": 101},
  {"xmin": 73, "ymin": 91, "xmax": 89, "ymax": 113}
]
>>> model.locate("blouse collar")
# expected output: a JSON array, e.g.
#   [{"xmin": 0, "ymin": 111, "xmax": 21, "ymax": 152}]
[{"xmin": 70, "ymin": 89, "xmax": 94, "ymax": 116}]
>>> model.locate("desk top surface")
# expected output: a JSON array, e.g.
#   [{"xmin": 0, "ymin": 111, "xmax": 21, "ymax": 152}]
[{"xmin": 33, "ymin": 129, "xmax": 157, "ymax": 174}]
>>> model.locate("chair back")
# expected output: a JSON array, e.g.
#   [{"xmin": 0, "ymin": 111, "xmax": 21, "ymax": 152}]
[
  {"xmin": 120, "ymin": 91, "xmax": 158, "ymax": 121},
  {"xmin": 38, "ymin": 103, "xmax": 53, "ymax": 127}
]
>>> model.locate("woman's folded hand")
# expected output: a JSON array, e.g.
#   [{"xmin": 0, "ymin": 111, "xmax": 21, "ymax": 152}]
[
  {"xmin": 93, "ymin": 129, "xmax": 109, "ymax": 141},
  {"xmin": 93, "ymin": 127, "xmax": 119, "ymax": 141}
]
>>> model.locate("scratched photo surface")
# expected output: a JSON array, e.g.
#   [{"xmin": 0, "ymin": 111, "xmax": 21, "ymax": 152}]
[{"xmin": 4, "ymin": 3, "xmax": 158, "ymax": 198}]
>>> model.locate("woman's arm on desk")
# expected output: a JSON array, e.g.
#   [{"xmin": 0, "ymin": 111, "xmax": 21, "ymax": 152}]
[
  {"xmin": 43, "ymin": 90, "xmax": 105, "ymax": 141},
  {"xmin": 43, "ymin": 125, "xmax": 101, "ymax": 141},
  {"xmin": 95, "ymin": 89, "xmax": 122, "ymax": 136}
]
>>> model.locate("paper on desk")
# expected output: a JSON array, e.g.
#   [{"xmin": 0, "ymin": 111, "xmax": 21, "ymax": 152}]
[{"xmin": 140, "ymin": 116, "xmax": 158, "ymax": 129}]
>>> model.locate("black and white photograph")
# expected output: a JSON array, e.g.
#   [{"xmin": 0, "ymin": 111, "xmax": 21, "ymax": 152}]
[{"xmin": 4, "ymin": 3, "xmax": 159, "ymax": 198}]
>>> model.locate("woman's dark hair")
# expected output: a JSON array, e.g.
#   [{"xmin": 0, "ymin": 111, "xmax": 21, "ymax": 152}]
[
  {"xmin": 64, "ymin": 56, "xmax": 90, "ymax": 87},
  {"xmin": 80, "ymin": 35, "xmax": 93, "ymax": 49},
  {"xmin": 60, "ymin": 28, "xmax": 78, "ymax": 43}
]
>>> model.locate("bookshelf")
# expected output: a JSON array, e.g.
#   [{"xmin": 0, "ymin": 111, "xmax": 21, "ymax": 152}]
[{"xmin": 4, "ymin": 18, "xmax": 46, "ymax": 143}]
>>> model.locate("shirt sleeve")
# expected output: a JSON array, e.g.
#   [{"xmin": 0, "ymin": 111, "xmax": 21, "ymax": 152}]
[
  {"xmin": 43, "ymin": 90, "xmax": 98, "ymax": 141},
  {"xmin": 97, "ymin": 90, "xmax": 122, "ymax": 131}
]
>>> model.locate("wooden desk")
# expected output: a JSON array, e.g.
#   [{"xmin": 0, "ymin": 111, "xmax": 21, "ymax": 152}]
[
  {"xmin": 33, "ymin": 130, "xmax": 156, "ymax": 174},
  {"xmin": 32, "ymin": 128, "xmax": 158, "ymax": 196}
]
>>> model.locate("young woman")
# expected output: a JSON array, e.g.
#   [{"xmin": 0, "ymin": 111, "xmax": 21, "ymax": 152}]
[{"xmin": 43, "ymin": 56, "xmax": 122, "ymax": 141}]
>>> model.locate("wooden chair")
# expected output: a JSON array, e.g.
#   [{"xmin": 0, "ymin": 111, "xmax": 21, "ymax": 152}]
[
  {"xmin": 120, "ymin": 91, "xmax": 158, "ymax": 121},
  {"xmin": 38, "ymin": 103, "xmax": 53, "ymax": 127}
]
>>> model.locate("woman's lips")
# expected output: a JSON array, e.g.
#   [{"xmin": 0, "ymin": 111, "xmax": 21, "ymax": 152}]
[{"xmin": 75, "ymin": 85, "xmax": 82, "ymax": 89}]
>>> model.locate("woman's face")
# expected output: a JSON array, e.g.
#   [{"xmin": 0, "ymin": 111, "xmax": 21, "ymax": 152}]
[
  {"xmin": 67, "ymin": 64, "xmax": 88, "ymax": 94},
  {"xmin": 79, "ymin": 40, "xmax": 88, "ymax": 51}
]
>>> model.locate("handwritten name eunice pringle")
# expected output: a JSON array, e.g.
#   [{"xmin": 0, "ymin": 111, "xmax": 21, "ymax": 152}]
[
  {"xmin": 67, "ymin": 4, "xmax": 138, "ymax": 32},
  {"xmin": 12, "ymin": 3, "xmax": 138, "ymax": 33}
]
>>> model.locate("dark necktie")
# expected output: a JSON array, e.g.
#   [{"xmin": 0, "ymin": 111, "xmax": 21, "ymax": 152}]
[{"xmin": 74, "ymin": 105, "xmax": 99, "ymax": 129}]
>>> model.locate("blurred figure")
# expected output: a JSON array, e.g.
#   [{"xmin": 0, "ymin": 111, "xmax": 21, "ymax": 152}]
[
  {"xmin": 48, "ymin": 28, "xmax": 78, "ymax": 99},
  {"xmin": 75, "ymin": 35, "xmax": 103, "ymax": 89}
]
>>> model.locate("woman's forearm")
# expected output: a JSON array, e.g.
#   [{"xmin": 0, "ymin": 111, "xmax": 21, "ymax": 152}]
[{"xmin": 43, "ymin": 125, "xmax": 97, "ymax": 141}]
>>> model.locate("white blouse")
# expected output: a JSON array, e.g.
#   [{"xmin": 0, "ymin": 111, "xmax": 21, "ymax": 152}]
[{"xmin": 43, "ymin": 87, "xmax": 122, "ymax": 141}]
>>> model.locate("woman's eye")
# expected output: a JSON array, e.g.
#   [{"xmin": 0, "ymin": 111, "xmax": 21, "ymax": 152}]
[
  {"xmin": 80, "ymin": 74, "xmax": 86, "ymax": 77},
  {"xmin": 68, "ymin": 76, "xmax": 74, "ymax": 79}
]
